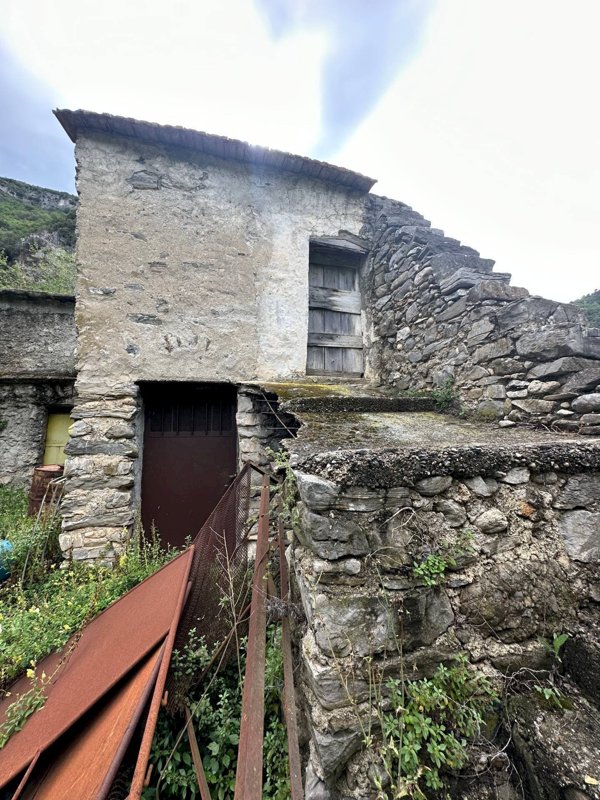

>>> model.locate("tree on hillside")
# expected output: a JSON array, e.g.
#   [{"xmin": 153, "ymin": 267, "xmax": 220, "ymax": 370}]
[{"xmin": 574, "ymin": 289, "xmax": 600, "ymax": 327}]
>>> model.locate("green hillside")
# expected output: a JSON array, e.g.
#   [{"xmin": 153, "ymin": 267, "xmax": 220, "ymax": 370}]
[
  {"xmin": 0, "ymin": 178, "xmax": 76, "ymax": 294},
  {"xmin": 574, "ymin": 289, "xmax": 600, "ymax": 327}
]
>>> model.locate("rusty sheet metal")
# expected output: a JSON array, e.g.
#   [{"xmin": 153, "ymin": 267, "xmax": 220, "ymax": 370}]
[
  {"xmin": 278, "ymin": 518, "xmax": 303, "ymax": 800},
  {"xmin": 128, "ymin": 546, "xmax": 194, "ymax": 800},
  {"xmin": 19, "ymin": 645, "xmax": 164, "ymax": 799},
  {"xmin": 0, "ymin": 549, "xmax": 194, "ymax": 791},
  {"xmin": 167, "ymin": 462, "xmax": 253, "ymax": 710},
  {"xmin": 234, "ymin": 475, "xmax": 270, "ymax": 800}
]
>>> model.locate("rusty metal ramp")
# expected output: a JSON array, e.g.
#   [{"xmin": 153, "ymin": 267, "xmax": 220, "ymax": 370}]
[
  {"xmin": 0, "ymin": 549, "xmax": 194, "ymax": 795},
  {"xmin": 19, "ymin": 645, "xmax": 164, "ymax": 799}
]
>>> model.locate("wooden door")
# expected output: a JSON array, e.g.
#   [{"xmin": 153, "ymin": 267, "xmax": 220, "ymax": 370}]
[
  {"xmin": 43, "ymin": 412, "xmax": 71, "ymax": 466},
  {"xmin": 141, "ymin": 384, "xmax": 237, "ymax": 549},
  {"xmin": 306, "ymin": 245, "xmax": 364, "ymax": 375}
]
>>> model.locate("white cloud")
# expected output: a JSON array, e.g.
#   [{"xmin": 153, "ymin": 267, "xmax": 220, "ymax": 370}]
[
  {"xmin": 2, "ymin": 0, "xmax": 598, "ymax": 302},
  {"xmin": 337, "ymin": 0, "xmax": 600, "ymax": 302},
  {"xmin": 1, "ymin": 0, "xmax": 327, "ymax": 154}
]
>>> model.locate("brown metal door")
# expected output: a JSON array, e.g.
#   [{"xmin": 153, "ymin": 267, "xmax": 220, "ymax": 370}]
[
  {"xmin": 141, "ymin": 384, "xmax": 237, "ymax": 549},
  {"xmin": 306, "ymin": 245, "xmax": 364, "ymax": 376}
]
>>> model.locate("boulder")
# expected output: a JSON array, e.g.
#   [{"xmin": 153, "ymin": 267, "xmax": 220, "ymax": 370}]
[
  {"xmin": 467, "ymin": 281, "xmax": 528, "ymax": 304},
  {"xmin": 491, "ymin": 357, "xmax": 526, "ymax": 375},
  {"xmin": 415, "ymin": 475, "xmax": 453, "ymax": 496},
  {"xmin": 558, "ymin": 510, "xmax": 600, "ymax": 562},
  {"xmin": 496, "ymin": 297, "xmax": 560, "ymax": 330},
  {"xmin": 402, "ymin": 587, "xmax": 455, "ymax": 649},
  {"xmin": 510, "ymin": 398, "xmax": 556, "ymax": 415},
  {"xmin": 435, "ymin": 499, "xmax": 467, "ymax": 527},
  {"xmin": 527, "ymin": 356, "xmax": 599, "ymax": 380},
  {"xmin": 296, "ymin": 472, "xmax": 340, "ymax": 511},
  {"xmin": 476, "ymin": 508, "xmax": 509, "ymax": 534},
  {"xmin": 527, "ymin": 380, "xmax": 562, "ymax": 396},
  {"xmin": 561, "ymin": 366, "xmax": 600, "ymax": 395},
  {"xmin": 311, "ymin": 592, "xmax": 395, "ymax": 657},
  {"xmin": 297, "ymin": 505, "xmax": 369, "ymax": 560},
  {"xmin": 501, "ymin": 467, "xmax": 531, "ymax": 485},
  {"xmin": 581, "ymin": 414, "xmax": 600, "ymax": 425},
  {"xmin": 429, "ymin": 253, "xmax": 495, "ymax": 283},
  {"xmin": 517, "ymin": 327, "xmax": 600, "ymax": 360},
  {"xmin": 312, "ymin": 727, "xmax": 363, "ymax": 780},
  {"xmin": 473, "ymin": 338, "xmax": 514, "ymax": 364},
  {"xmin": 465, "ymin": 476, "xmax": 498, "ymax": 496},
  {"xmin": 554, "ymin": 475, "xmax": 600, "ymax": 509},
  {"xmin": 572, "ymin": 394, "xmax": 600, "ymax": 414}
]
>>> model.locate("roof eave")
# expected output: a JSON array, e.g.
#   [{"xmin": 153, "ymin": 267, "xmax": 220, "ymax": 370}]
[{"xmin": 53, "ymin": 108, "xmax": 377, "ymax": 193}]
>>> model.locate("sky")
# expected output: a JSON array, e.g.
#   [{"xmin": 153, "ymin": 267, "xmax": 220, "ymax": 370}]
[{"xmin": 0, "ymin": 0, "xmax": 598, "ymax": 302}]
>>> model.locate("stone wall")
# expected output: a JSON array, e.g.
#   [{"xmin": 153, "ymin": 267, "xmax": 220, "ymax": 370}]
[
  {"xmin": 73, "ymin": 131, "xmax": 366, "ymax": 391},
  {"xmin": 0, "ymin": 381, "xmax": 74, "ymax": 487},
  {"xmin": 0, "ymin": 290, "xmax": 76, "ymax": 486},
  {"xmin": 290, "ymin": 443, "xmax": 600, "ymax": 798},
  {"xmin": 361, "ymin": 196, "xmax": 600, "ymax": 430},
  {"xmin": 59, "ymin": 382, "xmax": 140, "ymax": 561}
]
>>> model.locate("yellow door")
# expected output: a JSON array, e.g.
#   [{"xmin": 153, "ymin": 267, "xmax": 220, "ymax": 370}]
[{"xmin": 43, "ymin": 413, "xmax": 71, "ymax": 466}]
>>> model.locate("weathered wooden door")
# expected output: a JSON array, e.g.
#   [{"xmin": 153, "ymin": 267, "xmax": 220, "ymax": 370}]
[
  {"xmin": 141, "ymin": 384, "xmax": 237, "ymax": 549},
  {"xmin": 306, "ymin": 245, "xmax": 364, "ymax": 375}
]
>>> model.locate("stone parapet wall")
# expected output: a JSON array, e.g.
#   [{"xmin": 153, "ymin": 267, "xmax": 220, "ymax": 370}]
[
  {"xmin": 361, "ymin": 196, "xmax": 600, "ymax": 430},
  {"xmin": 290, "ymin": 443, "xmax": 600, "ymax": 798},
  {"xmin": 0, "ymin": 290, "xmax": 75, "ymax": 380}
]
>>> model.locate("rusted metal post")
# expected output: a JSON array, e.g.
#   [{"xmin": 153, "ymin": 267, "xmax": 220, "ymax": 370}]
[
  {"xmin": 185, "ymin": 705, "xmax": 213, "ymax": 800},
  {"xmin": 278, "ymin": 515, "xmax": 303, "ymax": 800},
  {"xmin": 128, "ymin": 545, "xmax": 195, "ymax": 800},
  {"xmin": 233, "ymin": 474, "xmax": 271, "ymax": 800}
]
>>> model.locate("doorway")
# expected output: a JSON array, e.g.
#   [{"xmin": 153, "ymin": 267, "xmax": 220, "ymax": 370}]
[
  {"xmin": 306, "ymin": 243, "xmax": 364, "ymax": 376},
  {"xmin": 141, "ymin": 384, "xmax": 237, "ymax": 549}
]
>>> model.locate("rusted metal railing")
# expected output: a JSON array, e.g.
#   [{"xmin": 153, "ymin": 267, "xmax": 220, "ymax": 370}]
[{"xmin": 234, "ymin": 474, "xmax": 271, "ymax": 800}]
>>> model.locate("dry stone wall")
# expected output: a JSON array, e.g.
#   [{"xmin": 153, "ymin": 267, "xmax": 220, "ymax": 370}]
[
  {"xmin": 361, "ymin": 196, "xmax": 600, "ymax": 431},
  {"xmin": 290, "ymin": 443, "xmax": 600, "ymax": 799}
]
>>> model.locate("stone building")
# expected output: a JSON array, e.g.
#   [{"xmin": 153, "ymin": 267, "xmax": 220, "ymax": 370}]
[{"xmin": 1, "ymin": 109, "xmax": 600, "ymax": 798}]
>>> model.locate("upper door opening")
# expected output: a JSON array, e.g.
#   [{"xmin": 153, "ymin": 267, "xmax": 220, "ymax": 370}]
[{"xmin": 306, "ymin": 242, "xmax": 364, "ymax": 376}]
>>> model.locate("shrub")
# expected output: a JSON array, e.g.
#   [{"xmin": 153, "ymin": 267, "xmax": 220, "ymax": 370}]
[
  {"xmin": 144, "ymin": 625, "xmax": 290, "ymax": 800},
  {"xmin": 372, "ymin": 658, "xmax": 498, "ymax": 798},
  {"xmin": 0, "ymin": 513, "xmax": 173, "ymax": 691}
]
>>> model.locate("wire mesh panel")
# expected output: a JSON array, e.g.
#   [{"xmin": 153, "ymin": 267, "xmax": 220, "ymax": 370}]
[{"xmin": 166, "ymin": 463, "xmax": 256, "ymax": 710}]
